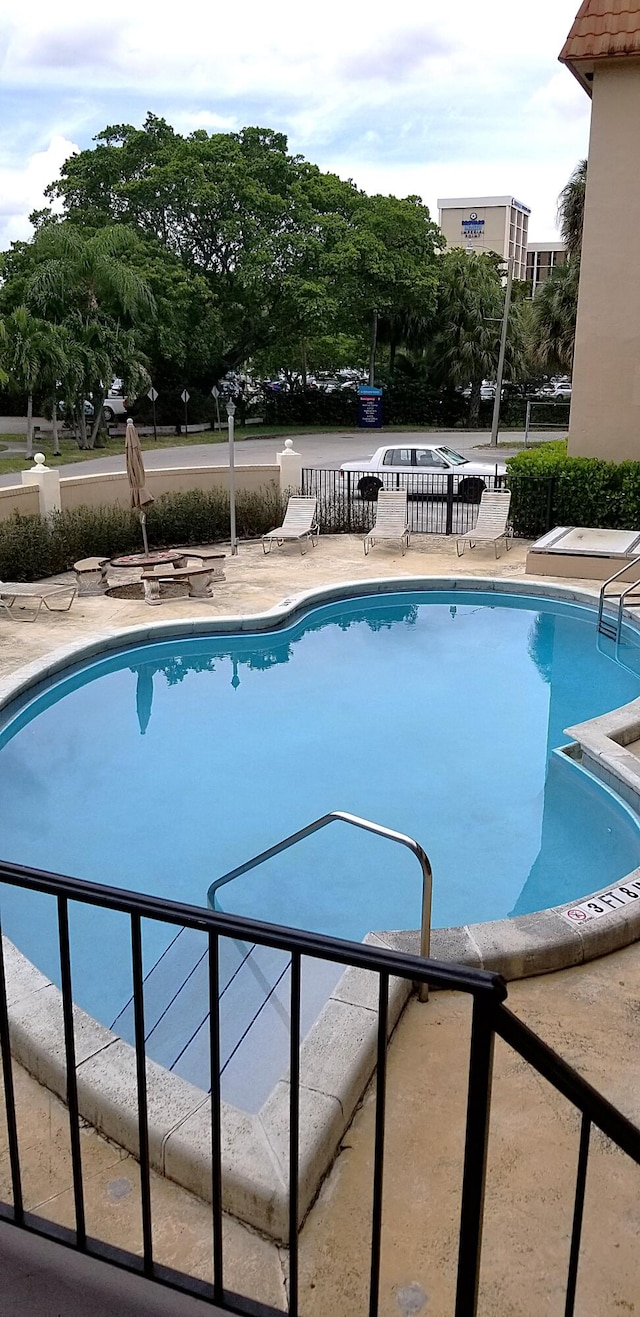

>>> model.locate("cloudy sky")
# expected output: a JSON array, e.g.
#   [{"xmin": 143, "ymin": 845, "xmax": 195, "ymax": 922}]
[{"xmin": 0, "ymin": 0, "xmax": 590, "ymax": 252}]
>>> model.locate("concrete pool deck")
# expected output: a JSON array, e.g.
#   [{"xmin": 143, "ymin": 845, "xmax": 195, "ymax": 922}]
[{"xmin": 1, "ymin": 533, "xmax": 640, "ymax": 1312}]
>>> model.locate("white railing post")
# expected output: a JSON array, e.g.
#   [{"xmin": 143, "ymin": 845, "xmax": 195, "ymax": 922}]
[
  {"xmin": 21, "ymin": 453, "xmax": 61, "ymax": 517},
  {"xmin": 277, "ymin": 439, "xmax": 302, "ymax": 496}
]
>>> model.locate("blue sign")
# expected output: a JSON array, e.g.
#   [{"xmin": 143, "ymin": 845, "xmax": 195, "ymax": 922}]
[{"xmin": 358, "ymin": 386, "xmax": 383, "ymax": 428}]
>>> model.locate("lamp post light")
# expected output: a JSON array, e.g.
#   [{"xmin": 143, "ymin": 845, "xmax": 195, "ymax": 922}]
[
  {"xmin": 489, "ymin": 255, "xmax": 514, "ymax": 447},
  {"xmin": 226, "ymin": 397, "xmax": 237, "ymax": 555}
]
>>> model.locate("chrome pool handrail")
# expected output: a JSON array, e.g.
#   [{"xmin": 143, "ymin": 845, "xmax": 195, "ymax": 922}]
[
  {"xmin": 597, "ymin": 555, "xmax": 640, "ymax": 639},
  {"xmin": 208, "ymin": 810, "xmax": 433, "ymax": 1002}
]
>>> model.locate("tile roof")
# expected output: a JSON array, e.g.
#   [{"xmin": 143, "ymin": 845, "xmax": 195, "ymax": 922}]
[{"xmin": 560, "ymin": 1, "xmax": 640, "ymax": 64}]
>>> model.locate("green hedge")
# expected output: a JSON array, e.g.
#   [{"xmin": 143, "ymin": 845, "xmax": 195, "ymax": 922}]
[
  {"xmin": 263, "ymin": 385, "xmax": 572, "ymax": 430},
  {"xmin": 0, "ymin": 488, "xmax": 283, "ymax": 583},
  {"xmin": 507, "ymin": 442, "xmax": 640, "ymax": 538}
]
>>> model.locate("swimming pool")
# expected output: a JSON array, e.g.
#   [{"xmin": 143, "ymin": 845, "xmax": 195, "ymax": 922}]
[{"xmin": 2, "ymin": 584, "xmax": 640, "ymax": 1033}]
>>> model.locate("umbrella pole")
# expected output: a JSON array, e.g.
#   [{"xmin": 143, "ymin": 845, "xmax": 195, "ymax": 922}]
[{"xmin": 140, "ymin": 512, "xmax": 149, "ymax": 556}]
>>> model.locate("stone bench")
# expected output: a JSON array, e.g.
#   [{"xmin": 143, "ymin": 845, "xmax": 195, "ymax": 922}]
[
  {"xmin": 188, "ymin": 550, "xmax": 226, "ymax": 580},
  {"xmin": 140, "ymin": 564, "xmax": 219, "ymax": 605},
  {"xmin": 73, "ymin": 557, "xmax": 110, "ymax": 596}
]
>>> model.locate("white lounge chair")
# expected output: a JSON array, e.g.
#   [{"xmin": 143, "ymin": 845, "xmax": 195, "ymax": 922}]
[
  {"xmin": 456, "ymin": 490, "xmax": 512, "ymax": 559},
  {"xmin": 363, "ymin": 491, "xmax": 410, "ymax": 556},
  {"xmin": 262, "ymin": 496, "xmax": 319, "ymax": 554},
  {"xmin": 0, "ymin": 580, "xmax": 77, "ymax": 622}
]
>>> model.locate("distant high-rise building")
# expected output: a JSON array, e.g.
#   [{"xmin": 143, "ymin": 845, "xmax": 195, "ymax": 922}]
[
  {"xmin": 526, "ymin": 242, "xmax": 567, "ymax": 295},
  {"xmin": 437, "ymin": 196, "xmax": 531, "ymax": 280}
]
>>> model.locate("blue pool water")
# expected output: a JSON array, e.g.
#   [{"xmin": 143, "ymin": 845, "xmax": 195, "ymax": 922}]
[{"xmin": 1, "ymin": 588, "xmax": 640, "ymax": 1037}]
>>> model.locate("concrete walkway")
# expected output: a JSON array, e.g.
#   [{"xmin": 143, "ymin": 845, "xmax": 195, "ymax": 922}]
[{"xmin": 0, "ymin": 534, "xmax": 638, "ymax": 1314}]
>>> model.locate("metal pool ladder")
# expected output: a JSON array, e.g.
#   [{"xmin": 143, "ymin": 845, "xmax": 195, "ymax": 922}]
[
  {"xmin": 597, "ymin": 556, "xmax": 640, "ymax": 642},
  {"xmin": 208, "ymin": 810, "xmax": 433, "ymax": 1002}
]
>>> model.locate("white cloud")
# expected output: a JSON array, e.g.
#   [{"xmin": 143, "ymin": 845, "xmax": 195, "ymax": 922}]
[
  {"xmin": 171, "ymin": 110, "xmax": 239, "ymax": 134},
  {"xmin": 0, "ymin": 0, "xmax": 590, "ymax": 245},
  {"xmin": 0, "ymin": 136, "xmax": 78, "ymax": 248},
  {"xmin": 527, "ymin": 69, "xmax": 589, "ymax": 125}
]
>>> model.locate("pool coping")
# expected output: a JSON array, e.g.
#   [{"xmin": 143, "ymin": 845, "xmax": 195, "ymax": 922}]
[{"xmin": 3, "ymin": 572, "xmax": 640, "ymax": 1242}]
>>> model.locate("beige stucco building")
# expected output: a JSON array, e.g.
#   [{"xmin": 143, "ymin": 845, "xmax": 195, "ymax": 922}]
[
  {"xmin": 561, "ymin": 1, "xmax": 640, "ymax": 461},
  {"xmin": 437, "ymin": 196, "xmax": 530, "ymax": 280}
]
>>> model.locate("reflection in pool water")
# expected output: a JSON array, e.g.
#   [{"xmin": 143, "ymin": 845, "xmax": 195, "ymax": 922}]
[{"xmin": 1, "ymin": 589, "xmax": 640, "ymax": 1030}]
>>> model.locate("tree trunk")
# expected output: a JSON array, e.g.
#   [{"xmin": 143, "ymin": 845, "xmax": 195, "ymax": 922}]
[
  {"xmin": 301, "ymin": 340, "xmax": 308, "ymax": 390},
  {"xmin": 25, "ymin": 394, "xmax": 34, "ymax": 459},
  {"xmin": 90, "ymin": 403, "xmax": 104, "ymax": 447},
  {"xmin": 78, "ymin": 409, "xmax": 88, "ymax": 450},
  {"xmin": 51, "ymin": 404, "xmax": 60, "ymax": 456},
  {"xmin": 368, "ymin": 309, "xmax": 378, "ymax": 387},
  {"xmin": 389, "ymin": 335, "xmax": 397, "ymax": 376},
  {"xmin": 468, "ymin": 380, "xmax": 482, "ymax": 428}
]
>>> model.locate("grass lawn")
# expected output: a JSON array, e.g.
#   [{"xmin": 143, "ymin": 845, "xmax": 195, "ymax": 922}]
[{"xmin": 0, "ymin": 428, "xmax": 229, "ymax": 475}]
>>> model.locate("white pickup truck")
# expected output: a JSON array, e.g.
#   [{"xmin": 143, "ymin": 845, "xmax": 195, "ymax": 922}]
[
  {"xmin": 339, "ymin": 443, "xmax": 506, "ymax": 501},
  {"xmin": 102, "ymin": 392, "xmax": 128, "ymax": 422}
]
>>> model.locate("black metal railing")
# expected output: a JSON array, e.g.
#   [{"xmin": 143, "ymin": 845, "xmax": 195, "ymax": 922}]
[
  {"xmin": 0, "ymin": 856, "xmax": 639, "ymax": 1315},
  {"xmin": 301, "ymin": 468, "xmax": 506, "ymax": 536}
]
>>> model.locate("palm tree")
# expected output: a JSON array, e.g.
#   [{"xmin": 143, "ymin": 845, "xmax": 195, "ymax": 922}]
[
  {"xmin": 1, "ymin": 307, "xmax": 66, "ymax": 457},
  {"xmin": 530, "ymin": 261, "xmax": 580, "ymax": 374},
  {"xmin": 529, "ymin": 160, "xmax": 586, "ymax": 373},
  {"xmin": 28, "ymin": 224, "xmax": 155, "ymax": 323},
  {"xmin": 558, "ymin": 160, "xmax": 587, "ymax": 261},
  {"xmin": 27, "ymin": 224, "xmax": 154, "ymax": 448},
  {"xmin": 428, "ymin": 251, "xmax": 525, "ymax": 425}
]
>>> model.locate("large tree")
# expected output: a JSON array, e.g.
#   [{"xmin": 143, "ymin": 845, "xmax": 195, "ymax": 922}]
[
  {"xmin": 42, "ymin": 116, "xmax": 443, "ymax": 381},
  {"xmin": 327, "ymin": 192, "xmax": 443, "ymax": 383}
]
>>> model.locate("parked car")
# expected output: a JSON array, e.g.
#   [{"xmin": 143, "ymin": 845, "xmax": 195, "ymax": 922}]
[
  {"xmin": 339, "ymin": 444, "xmax": 506, "ymax": 502},
  {"xmin": 58, "ymin": 399, "xmax": 94, "ymax": 420},
  {"xmin": 461, "ymin": 381, "xmax": 497, "ymax": 401},
  {"xmin": 102, "ymin": 392, "xmax": 128, "ymax": 422},
  {"xmin": 536, "ymin": 379, "xmax": 571, "ymax": 400}
]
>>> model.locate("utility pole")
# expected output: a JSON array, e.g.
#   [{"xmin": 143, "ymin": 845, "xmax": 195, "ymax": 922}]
[
  {"xmin": 226, "ymin": 398, "xmax": 237, "ymax": 555},
  {"xmin": 490, "ymin": 256, "xmax": 514, "ymax": 447},
  {"xmin": 369, "ymin": 308, "xmax": 378, "ymax": 387}
]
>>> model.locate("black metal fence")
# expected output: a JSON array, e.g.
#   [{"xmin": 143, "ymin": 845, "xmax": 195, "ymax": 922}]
[
  {"xmin": 0, "ymin": 857, "xmax": 639, "ymax": 1315},
  {"xmin": 301, "ymin": 468, "xmax": 507, "ymax": 536}
]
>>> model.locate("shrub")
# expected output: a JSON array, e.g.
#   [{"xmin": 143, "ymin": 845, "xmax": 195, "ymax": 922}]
[
  {"xmin": 506, "ymin": 442, "xmax": 640, "ymax": 538},
  {"xmin": 262, "ymin": 383, "xmax": 571, "ymax": 430},
  {"xmin": 0, "ymin": 513, "xmax": 64, "ymax": 582},
  {"xmin": 0, "ymin": 486, "xmax": 285, "ymax": 582}
]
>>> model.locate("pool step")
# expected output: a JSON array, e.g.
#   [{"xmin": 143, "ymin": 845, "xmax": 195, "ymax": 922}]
[
  {"xmin": 111, "ymin": 928, "xmax": 343, "ymax": 1112},
  {"xmin": 598, "ymin": 613, "xmax": 619, "ymax": 640}
]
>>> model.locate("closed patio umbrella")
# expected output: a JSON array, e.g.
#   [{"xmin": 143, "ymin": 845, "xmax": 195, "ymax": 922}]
[
  {"xmin": 130, "ymin": 662, "xmax": 156, "ymax": 735},
  {"xmin": 125, "ymin": 417, "xmax": 154, "ymax": 554}
]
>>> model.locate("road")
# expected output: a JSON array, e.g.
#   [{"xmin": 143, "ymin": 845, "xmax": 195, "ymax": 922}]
[{"xmin": 0, "ymin": 427, "xmax": 567, "ymax": 487}]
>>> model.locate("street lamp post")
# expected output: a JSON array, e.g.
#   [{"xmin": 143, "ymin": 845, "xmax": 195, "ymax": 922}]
[
  {"xmin": 226, "ymin": 398, "xmax": 237, "ymax": 555},
  {"xmin": 489, "ymin": 256, "xmax": 514, "ymax": 447}
]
